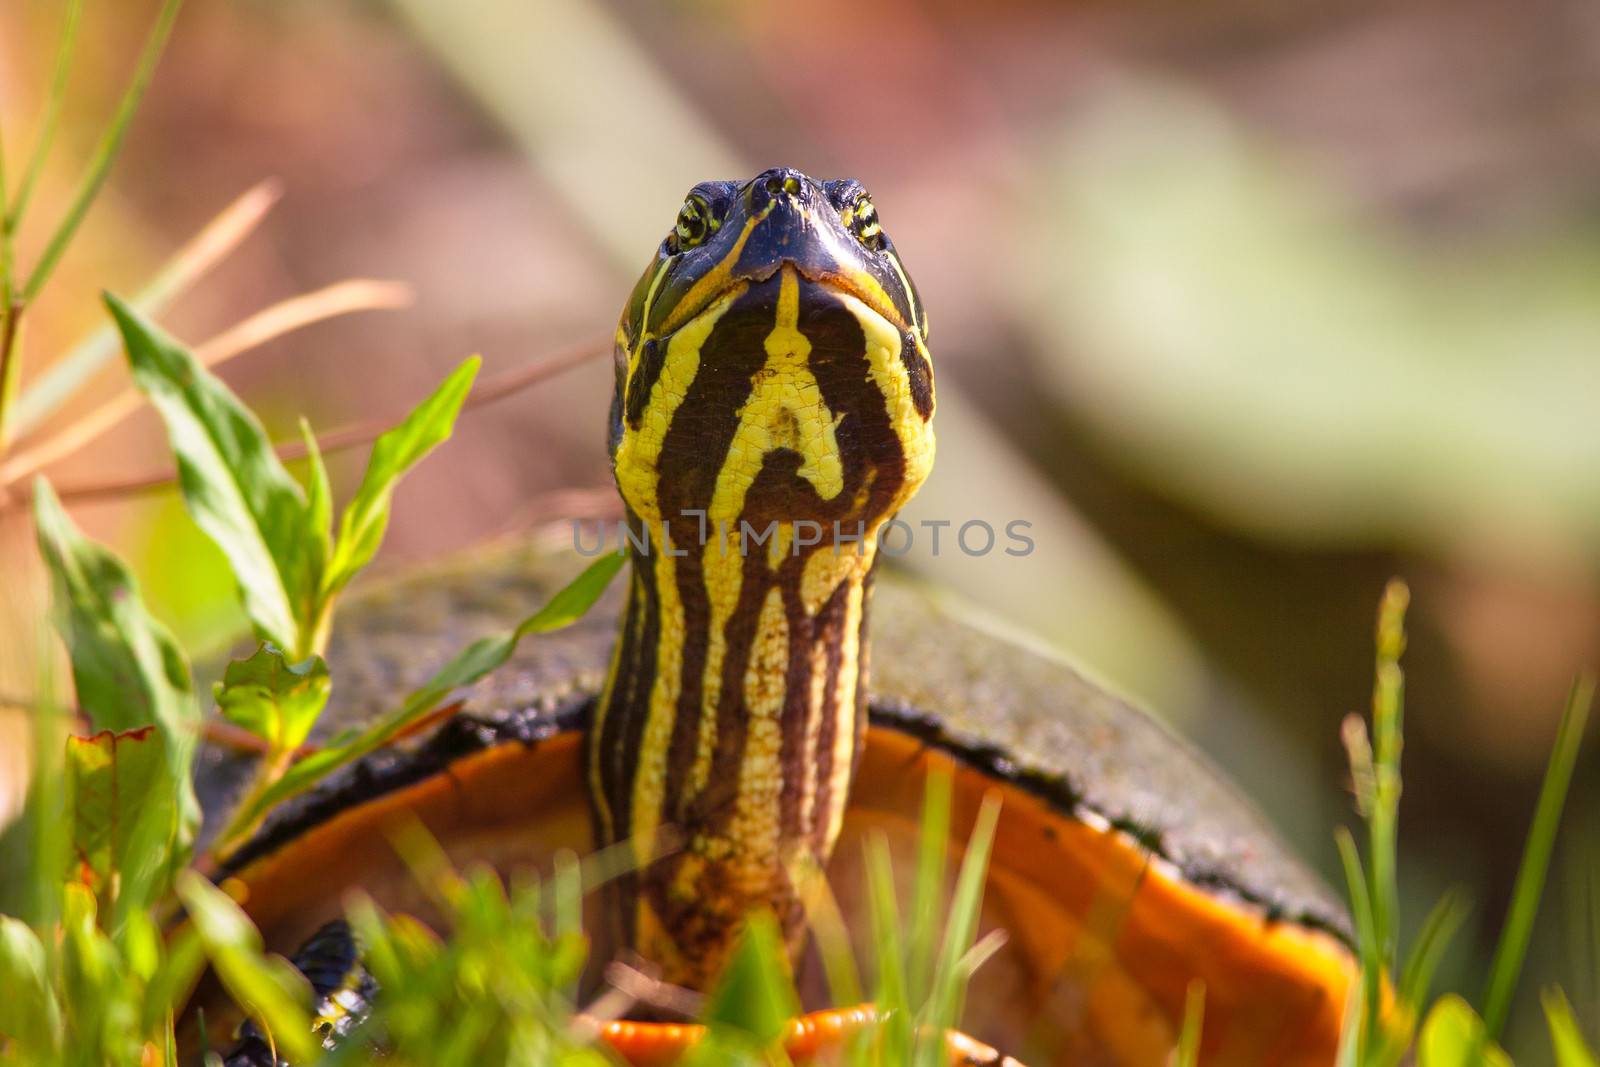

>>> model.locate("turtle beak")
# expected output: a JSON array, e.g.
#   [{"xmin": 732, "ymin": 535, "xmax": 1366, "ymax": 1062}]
[{"xmin": 729, "ymin": 167, "xmax": 851, "ymax": 288}]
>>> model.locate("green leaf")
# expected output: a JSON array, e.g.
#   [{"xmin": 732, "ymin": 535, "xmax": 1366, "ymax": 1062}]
[
  {"xmin": 144, "ymin": 921, "xmax": 208, "ymax": 1038},
  {"xmin": 301, "ymin": 417, "xmax": 333, "ymax": 568},
  {"xmin": 702, "ymin": 911, "xmax": 800, "ymax": 1044},
  {"xmin": 108, "ymin": 292, "xmax": 316, "ymax": 654},
  {"xmin": 1417, "ymin": 995, "xmax": 1512, "ymax": 1067},
  {"xmin": 33, "ymin": 478, "xmax": 199, "ymax": 852},
  {"xmin": 324, "ymin": 356, "xmax": 479, "ymax": 597},
  {"xmin": 122, "ymin": 909, "xmax": 163, "ymax": 985},
  {"xmin": 64, "ymin": 727, "xmax": 179, "ymax": 916},
  {"xmin": 213, "ymin": 644, "xmax": 331, "ymax": 753},
  {"xmin": 0, "ymin": 915, "xmax": 63, "ymax": 1054},
  {"xmin": 59, "ymin": 883, "xmax": 123, "ymax": 1052},
  {"xmin": 1481, "ymin": 677, "xmax": 1594, "ymax": 1040},
  {"xmin": 1544, "ymin": 988, "xmax": 1600, "ymax": 1067},
  {"xmin": 220, "ymin": 552, "xmax": 623, "ymax": 849},
  {"xmin": 174, "ymin": 871, "xmax": 318, "ymax": 1064}
]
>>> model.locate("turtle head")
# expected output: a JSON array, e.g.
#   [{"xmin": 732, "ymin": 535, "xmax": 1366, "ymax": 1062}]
[{"xmin": 606, "ymin": 168, "xmax": 934, "ymax": 544}]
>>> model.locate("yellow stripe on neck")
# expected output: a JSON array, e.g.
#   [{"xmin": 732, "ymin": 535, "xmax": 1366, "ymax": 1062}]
[
  {"xmin": 689, "ymin": 266, "xmax": 845, "ymax": 796},
  {"xmin": 619, "ymin": 287, "xmax": 744, "ymax": 871}
]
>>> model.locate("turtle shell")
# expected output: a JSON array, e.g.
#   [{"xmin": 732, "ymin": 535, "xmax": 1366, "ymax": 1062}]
[{"xmin": 195, "ymin": 536, "xmax": 1354, "ymax": 1067}]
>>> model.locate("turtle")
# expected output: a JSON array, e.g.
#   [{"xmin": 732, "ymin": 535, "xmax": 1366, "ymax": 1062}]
[{"xmin": 193, "ymin": 168, "xmax": 1356, "ymax": 1066}]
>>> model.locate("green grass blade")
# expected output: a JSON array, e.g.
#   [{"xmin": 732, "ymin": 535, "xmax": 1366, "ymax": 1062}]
[
  {"xmin": 864, "ymin": 833, "xmax": 908, "ymax": 1065},
  {"xmin": 1, "ymin": 121, "xmax": 11, "ymax": 309},
  {"xmin": 1175, "ymin": 981, "xmax": 1206, "ymax": 1067},
  {"xmin": 1569, "ymin": 839, "xmax": 1600, "ymax": 1040},
  {"xmin": 923, "ymin": 792, "xmax": 1000, "ymax": 1067},
  {"xmin": 1399, "ymin": 889, "xmax": 1469, "ymax": 1019},
  {"xmin": 701, "ymin": 913, "xmax": 801, "ymax": 1045},
  {"xmin": 1, "ymin": 93, "xmax": 10, "ymax": 296},
  {"xmin": 20, "ymin": 0, "xmax": 183, "ymax": 303},
  {"xmin": 162, "ymin": 1011, "xmax": 178, "ymax": 1067},
  {"xmin": 1543, "ymin": 987, "xmax": 1600, "ymax": 1067},
  {"xmin": 1335, "ymin": 826, "xmax": 1380, "ymax": 1061},
  {"xmin": 552, "ymin": 849, "xmax": 582, "ymax": 1000},
  {"xmin": 1481, "ymin": 676, "xmax": 1595, "ymax": 1041},
  {"xmin": 787, "ymin": 852, "xmax": 863, "ymax": 1010},
  {"xmin": 907, "ymin": 769, "xmax": 950, "ymax": 1008},
  {"xmin": 8, "ymin": 0, "xmax": 85, "ymax": 227},
  {"xmin": 1334, "ymin": 975, "xmax": 1364, "ymax": 1067},
  {"xmin": 552, "ymin": 850, "xmax": 582, "ymax": 942}
]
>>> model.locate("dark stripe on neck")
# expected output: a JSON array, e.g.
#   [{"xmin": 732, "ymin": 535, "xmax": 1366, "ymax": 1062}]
[
  {"xmin": 900, "ymin": 327, "xmax": 934, "ymax": 420},
  {"xmin": 624, "ymin": 338, "xmax": 665, "ymax": 428},
  {"xmin": 594, "ymin": 515, "xmax": 660, "ymax": 847},
  {"xmin": 803, "ymin": 575, "xmax": 856, "ymax": 850}
]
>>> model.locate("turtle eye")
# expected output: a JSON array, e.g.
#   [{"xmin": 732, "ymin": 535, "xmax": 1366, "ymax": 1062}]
[
  {"xmin": 667, "ymin": 194, "xmax": 715, "ymax": 253},
  {"xmin": 844, "ymin": 194, "xmax": 884, "ymax": 252}
]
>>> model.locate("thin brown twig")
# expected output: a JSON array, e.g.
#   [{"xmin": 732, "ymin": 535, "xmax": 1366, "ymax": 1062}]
[
  {"xmin": 195, "ymin": 279, "xmax": 414, "ymax": 368},
  {"xmin": 4, "ymin": 179, "xmax": 283, "ymax": 445},
  {"xmin": 569, "ymin": 960, "xmax": 706, "ymax": 1044},
  {"xmin": 201, "ymin": 719, "xmax": 319, "ymax": 759},
  {"xmin": 0, "ymin": 280, "xmax": 413, "ymax": 486},
  {"xmin": 603, "ymin": 959, "xmax": 706, "ymax": 1021},
  {"xmin": 492, "ymin": 486, "xmax": 620, "ymax": 539},
  {"xmin": 387, "ymin": 699, "xmax": 467, "ymax": 745},
  {"xmin": 0, "ymin": 338, "xmax": 608, "ymax": 509},
  {"xmin": 274, "ymin": 337, "xmax": 607, "ymax": 466},
  {"xmin": 145, "ymin": 179, "xmax": 284, "ymax": 308}
]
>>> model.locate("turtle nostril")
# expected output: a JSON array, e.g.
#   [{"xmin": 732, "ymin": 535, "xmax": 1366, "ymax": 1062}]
[{"xmin": 751, "ymin": 168, "xmax": 807, "ymax": 209}]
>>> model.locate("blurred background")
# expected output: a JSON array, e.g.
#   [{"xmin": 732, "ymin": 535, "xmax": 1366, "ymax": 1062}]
[{"xmin": 1, "ymin": 0, "xmax": 1597, "ymax": 1059}]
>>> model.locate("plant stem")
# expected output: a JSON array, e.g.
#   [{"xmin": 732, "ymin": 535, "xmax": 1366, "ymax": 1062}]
[
  {"xmin": 21, "ymin": 0, "xmax": 184, "ymax": 303},
  {"xmin": 1, "ymin": 104, "xmax": 14, "ymax": 414},
  {"xmin": 9, "ymin": 0, "xmax": 86, "ymax": 228},
  {"xmin": 1369, "ymin": 579, "xmax": 1408, "ymax": 972},
  {"xmin": 209, "ymin": 744, "xmax": 296, "ymax": 859},
  {"xmin": 0, "ymin": 301, "xmax": 22, "ymax": 451}
]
